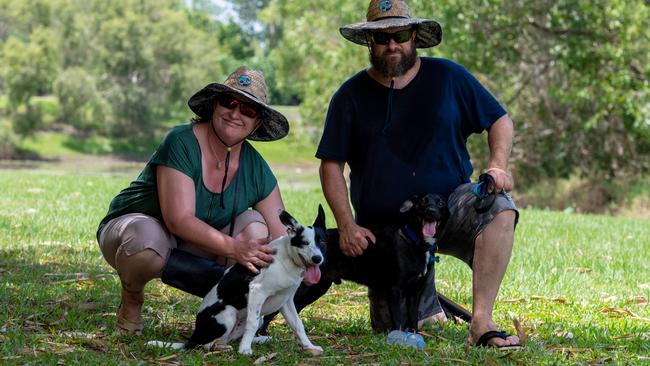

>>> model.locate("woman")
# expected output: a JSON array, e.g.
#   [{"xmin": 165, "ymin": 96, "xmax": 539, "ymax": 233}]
[{"xmin": 97, "ymin": 66, "xmax": 290, "ymax": 335}]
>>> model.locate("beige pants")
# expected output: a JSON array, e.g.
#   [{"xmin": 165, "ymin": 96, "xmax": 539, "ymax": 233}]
[{"xmin": 97, "ymin": 210, "xmax": 266, "ymax": 292}]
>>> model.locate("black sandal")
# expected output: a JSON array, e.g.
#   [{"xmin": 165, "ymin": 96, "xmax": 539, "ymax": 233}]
[{"xmin": 475, "ymin": 330, "xmax": 521, "ymax": 349}]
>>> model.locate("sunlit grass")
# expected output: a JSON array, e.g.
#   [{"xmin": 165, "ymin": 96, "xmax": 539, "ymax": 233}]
[{"xmin": 1, "ymin": 168, "xmax": 649, "ymax": 365}]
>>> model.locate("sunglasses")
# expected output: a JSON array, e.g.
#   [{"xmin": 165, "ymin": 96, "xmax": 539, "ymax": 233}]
[
  {"xmin": 371, "ymin": 29, "xmax": 414, "ymax": 45},
  {"xmin": 218, "ymin": 95, "xmax": 258, "ymax": 119}
]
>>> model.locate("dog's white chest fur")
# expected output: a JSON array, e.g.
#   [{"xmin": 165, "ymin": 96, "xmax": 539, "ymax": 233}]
[{"xmin": 248, "ymin": 236, "xmax": 304, "ymax": 315}]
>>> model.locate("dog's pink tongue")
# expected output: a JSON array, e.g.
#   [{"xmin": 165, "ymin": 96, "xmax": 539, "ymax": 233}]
[
  {"xmin": 422, "ymin": 222, "xmax": 437, "ymax": 237},
  {"xmin": 303, "ymin": 265, "xmax": 321, "ymax": 285}
]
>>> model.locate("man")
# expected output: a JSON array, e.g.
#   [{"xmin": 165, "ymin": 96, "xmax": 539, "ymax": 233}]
[{"xmin": 316, "ymin": 0, "xmax": 520, "ymax": 348}]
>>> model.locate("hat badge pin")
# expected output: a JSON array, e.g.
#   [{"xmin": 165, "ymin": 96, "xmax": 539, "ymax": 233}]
[
  {"xmin": 379, "ymin": 0, "xmax": 392, "ymax": 12},
  {"xmin": 238, "ymin": 74, "xmax": 252, "ymax": 86}
]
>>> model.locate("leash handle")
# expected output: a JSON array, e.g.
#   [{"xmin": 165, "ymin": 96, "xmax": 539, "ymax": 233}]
[{"xmin": 473, "ymin": 173, "xmax": 497, "ymax": 213}]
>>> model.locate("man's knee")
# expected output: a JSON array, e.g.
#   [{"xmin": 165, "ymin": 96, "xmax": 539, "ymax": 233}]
[
  {"xmin": 489, "ymin": 210, "xmax": 517, "ymax": 232},
  {"xmin": 475, "ymin": 210, "xmax": 516, "ymax": 250}
]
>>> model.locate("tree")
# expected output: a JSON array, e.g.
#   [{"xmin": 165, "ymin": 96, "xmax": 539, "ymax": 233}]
[
  {"xmin": 417, "ymin": 0, "xmax": 650, "ymax": 183},
  {"xmin": 0, "ymin": 26, "xmax": 60, "ymax": 136},
  {"xmin": 259, "ymin": 0, "xmax": 650, "ymax": 182},
  {"xmin": 0, "ymin": 0, "xmax": 233, "ymax": 143}
]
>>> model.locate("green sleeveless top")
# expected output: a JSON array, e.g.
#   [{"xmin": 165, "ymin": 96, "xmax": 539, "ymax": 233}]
[{"xmin": 97, "ymin": 123, "xmax": 277, "ymax": 239}]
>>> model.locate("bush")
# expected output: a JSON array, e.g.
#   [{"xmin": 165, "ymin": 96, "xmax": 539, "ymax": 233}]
[
  {"xmin": 53, "ymin": 68, "xmax": 109, "ymax": 133},
  {"xmin": 0, "ymin": 119, "xmax": 19, "ymax": 159},
  {"xmin": 12, "ymin": 102, "xmax": 44, "ymax": 137}
]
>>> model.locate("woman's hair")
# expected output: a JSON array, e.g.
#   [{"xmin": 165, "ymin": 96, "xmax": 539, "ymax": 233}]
[{"xmin": 190, "ymin": 97, "xmax": 216, "ymax": 124}]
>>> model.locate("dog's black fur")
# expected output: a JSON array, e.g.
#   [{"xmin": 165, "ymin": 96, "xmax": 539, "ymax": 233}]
[
  {"xmin": 322, "ymin": 193, "xmax": 448, "ymax": 331},
  {"xmin": 262, "ymin": 193, "xmax": 449, "ymax": 334}
]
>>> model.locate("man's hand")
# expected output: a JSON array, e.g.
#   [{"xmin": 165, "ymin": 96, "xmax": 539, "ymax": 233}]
[
  {"xmin": 338, "ymin": 222, "xmax": 376, "ymax": 257},
  {"xmin": 484, "ymin": 167, "xmax": 514, "ymax": 192}
]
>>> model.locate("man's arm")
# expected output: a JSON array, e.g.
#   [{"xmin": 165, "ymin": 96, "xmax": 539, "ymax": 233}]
[
  {"xmin": 319, "ymin": 160, "xmax": 376, "ymax": 257},
  {"xmin": 485, "ymin": 114, "xmax": 514, "ymax": 192}
]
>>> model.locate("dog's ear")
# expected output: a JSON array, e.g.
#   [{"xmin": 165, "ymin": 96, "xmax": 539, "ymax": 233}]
[
  {"xmin": 313, "ymin": 204, "xmax": 326, "ymax": 229},
  {"xmin": 279, "ymin": 209, "xmax": 300, "ymax": 237},
  {"xmin": 399, "ymin": 198, "xmax": 414, "ymax": 213}
]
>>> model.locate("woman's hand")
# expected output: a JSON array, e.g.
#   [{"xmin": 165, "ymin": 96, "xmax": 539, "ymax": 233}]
[{"xmin": 232, "ymin": 237, "xmax": 275, "ymax": 274}]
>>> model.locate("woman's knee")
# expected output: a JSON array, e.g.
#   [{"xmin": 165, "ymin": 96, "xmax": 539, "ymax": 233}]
[
  {"xmin": 115, "ymin": 248, "xmax": 166, "ymax": 292},
  {"xmin": 100, "ymin": 214, "xmax": 175, "ymax": 269},
  {"xmin": 236, "ymin": 221, "xmax": 269, "ymax": 241},
  {"xmin": 231, "ymin": 210, "xmax": 268, "ymax": 241}
]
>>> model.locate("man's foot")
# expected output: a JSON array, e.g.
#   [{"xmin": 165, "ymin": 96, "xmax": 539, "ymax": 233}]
[
  {"xmin": 117, "ymin": 290, "xmax": 144, "ymax": 335},
  {"xmin": 417, "ymin": 311, "xmax": 448, "ymax": 329},
  {"xmin": 472, "ymin": 330, "xmax": 521, "ymax": 349},
  {"xmin": 468, "ymin": 320, "xmax": 520, "ymax": 348}
]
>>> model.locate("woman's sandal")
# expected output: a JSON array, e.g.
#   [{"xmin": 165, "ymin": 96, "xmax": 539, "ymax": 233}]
[{"xmin": 116, "ymin": 302, "xmax": 144, "ymax": 335}]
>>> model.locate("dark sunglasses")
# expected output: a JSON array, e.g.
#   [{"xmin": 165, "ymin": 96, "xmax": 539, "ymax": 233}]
[
  {"xmin": 218, "ymin": 95, "xmax": 258, "ymax": 119},
  {"xmin": 371, "ymin": 29, "xmax": 414, "ymax": 45}
]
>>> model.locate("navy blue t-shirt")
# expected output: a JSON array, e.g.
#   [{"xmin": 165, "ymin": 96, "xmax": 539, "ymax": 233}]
[{"xmin": 316, "ymin": 57, "xmax": 507, "ymax": 227}]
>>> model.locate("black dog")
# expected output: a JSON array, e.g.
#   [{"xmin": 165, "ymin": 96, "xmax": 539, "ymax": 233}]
[
  {"xmin": 321, "ymin": 193, "xmax": 448, "ymax": 332},
  {"xmin": 261, "ymin": 193, "xmax": 449, "ymax": 334}
]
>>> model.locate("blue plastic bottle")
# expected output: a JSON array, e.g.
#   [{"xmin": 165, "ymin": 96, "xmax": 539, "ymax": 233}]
[{"xmin": 386, "ymin": 330, "xmax": 425, "ymax": 349}]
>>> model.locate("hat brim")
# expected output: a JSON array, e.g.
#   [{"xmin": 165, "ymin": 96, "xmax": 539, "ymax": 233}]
[
  {"xmin": 187, "ymin": 84, "xmax": 289, "ymax": 142},
  {"xmin": 340, "ymin": 18, "xmax": 442, "ymax": 48}
]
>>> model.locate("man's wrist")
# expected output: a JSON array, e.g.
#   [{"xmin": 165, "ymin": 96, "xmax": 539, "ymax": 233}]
[
  {"xmin": 484, "ymin": 167, "xmax": 509, "ymax": 175},
  {"xmin": 337, "ymin": 218, "xmax": 357, "ymax": 230}
]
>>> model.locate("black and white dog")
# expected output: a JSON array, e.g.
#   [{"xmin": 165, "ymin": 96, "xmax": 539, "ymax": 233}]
[{"xmin": 148, "ymin": 208, "xmax": 326, "ymax": 355}]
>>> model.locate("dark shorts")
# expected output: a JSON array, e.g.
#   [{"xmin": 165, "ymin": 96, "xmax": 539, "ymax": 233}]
[{"xmin": 369, "ymin": 182, "xmax": 519, "ymax": 332}]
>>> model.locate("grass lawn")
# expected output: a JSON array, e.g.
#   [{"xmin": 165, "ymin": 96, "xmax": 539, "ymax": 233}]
[{"xmin": 1, "ymin": 165, "xmax": 649, "ymax": 365}]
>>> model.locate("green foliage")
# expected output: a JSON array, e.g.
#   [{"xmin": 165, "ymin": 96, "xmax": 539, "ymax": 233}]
[
  {"xmin": 419, "ymin": 0, "xmax": 650, "ymax": 184},
  {"xmin": 53, "ymin": 68, "xmax": 109, "ymax": 133},
  {"xmin": 0, "ymin": 0, "xmax": 230, "ymax": 144},
  {"xmin": 259, "ymin": 0, "xmax": 367, "ymax": 136},
  {"xmin": 12, "ymin": 101, "xmax": 44, "ymax": 137},
  {"xmin": 0, "ymin": 118, "xmax": 19, "ymax": 158},
  {"xmin": 260, "ymin": 0, "xmax": 650, "ymax": 182},
  {"xmin": 0, "ymin": 0, "xmax": 649, "ymax": 196},
  {"xmin": 0, "ymin": 24, "xmax": 60, "ymax": 137}
]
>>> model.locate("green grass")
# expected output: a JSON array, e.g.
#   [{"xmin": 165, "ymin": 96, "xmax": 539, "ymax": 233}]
[
  {"xmin": 1, "ymin": 166, "xmax": 649, "ymax": 365},
  {"xmin": 18, "ymin": 132, "xmax": 88, "ymax": 157}
]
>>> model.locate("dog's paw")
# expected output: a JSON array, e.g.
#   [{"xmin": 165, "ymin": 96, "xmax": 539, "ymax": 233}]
[
  {"xmin": 252, "ymin": 335, "xmax": 272, "ymax": 344},
  {"xmin": 206, "ymin": 341, "xmax": 232, "ymax": 352},
  {"xmin": 238, "ymin": 346, "xmax": 253, "ymax": 355},
  {"xmin": 302, "ymin": 345, "xmax": 323, "ymax": 356}
]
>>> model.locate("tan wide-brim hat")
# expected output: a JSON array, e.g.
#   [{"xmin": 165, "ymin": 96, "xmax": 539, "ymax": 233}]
[
  {"xmin": 188, "ymin": 66, "xmax": 289, "ymax": 142},
  {"xmin": 340, "ymin": 0, "xmax": 442, "ymax": 48}
]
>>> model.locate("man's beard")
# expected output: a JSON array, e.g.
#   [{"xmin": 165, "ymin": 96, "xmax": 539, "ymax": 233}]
[{"xmin": 370, "ymin": 45, "xmax": 417, "ymax": 78}]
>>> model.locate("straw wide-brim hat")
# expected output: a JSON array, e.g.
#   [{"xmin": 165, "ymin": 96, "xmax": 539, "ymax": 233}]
[
  {"xmin": 340, "ymin": 0, "xmax": 442, "ymax": 48},
  {"xmin": 188, "ymin": 66, "xmax": 289, "ymax": 142}
]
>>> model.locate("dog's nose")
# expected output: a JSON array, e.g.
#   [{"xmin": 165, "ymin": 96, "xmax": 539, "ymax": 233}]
[{"xmin": 311, "ymin": 255, "xmax": 322, "ymax": 264}]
